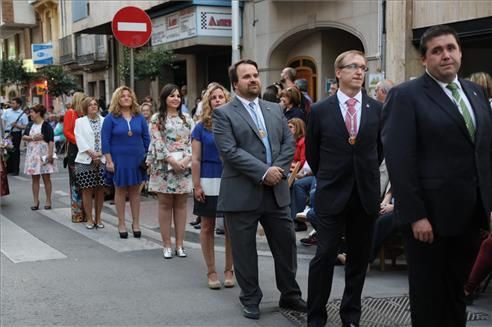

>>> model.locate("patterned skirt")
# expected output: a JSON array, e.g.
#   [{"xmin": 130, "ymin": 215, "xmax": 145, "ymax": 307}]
[{"xmin": 75, "ymin": 162, "xmax": 106, "ymax": 189}]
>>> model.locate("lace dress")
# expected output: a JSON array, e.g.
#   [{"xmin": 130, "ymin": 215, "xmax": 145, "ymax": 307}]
[{"xmin": 23, "ymin": 123, "xmax": 58, "ymax": 175}]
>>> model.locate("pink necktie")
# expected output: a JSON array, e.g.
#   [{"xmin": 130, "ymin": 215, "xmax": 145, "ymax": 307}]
[{"xmin": 345, "ymin": 98, "xmax": 358, "ymax": 136}]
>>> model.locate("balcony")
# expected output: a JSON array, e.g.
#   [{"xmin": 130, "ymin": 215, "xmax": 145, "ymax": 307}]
[
  {"xmin": 58, "ymin": 35, "xmax": 76, "ymax": 66},
  {"xmin": 75, "ymin": 34, "xmax": 108, "ymax": 70}
]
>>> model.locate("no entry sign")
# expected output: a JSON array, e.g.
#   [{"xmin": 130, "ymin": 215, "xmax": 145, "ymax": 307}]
[{"xmin": 112, "ymin": 6, "xmax": 152, "ymax": 48}]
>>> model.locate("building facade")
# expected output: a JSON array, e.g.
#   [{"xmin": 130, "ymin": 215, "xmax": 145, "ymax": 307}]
[{"xmin": 2, "ymin": 0, "xmax": 491, "ymax": 108}]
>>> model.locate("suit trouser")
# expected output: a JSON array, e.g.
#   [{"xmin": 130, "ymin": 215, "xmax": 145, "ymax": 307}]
[
  {"xmin": 6, "ymin": 131, "xmax": 22, "ymax": 174},
  {"xmin": 404, "ymin": 223, "xmax": 480, "ymax": 327},
  {"xmin": 225, "ymin": 186, "xmax": 302, "ymax": 306},
  {"xmin": 308, "ymin": 188, "xmax": 375, "ymax": 326}
]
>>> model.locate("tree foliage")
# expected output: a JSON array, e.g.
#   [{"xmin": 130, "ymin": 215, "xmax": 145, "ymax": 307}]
[
  {"xmin": 37, "ymin": 65, "xmax": 80, "ymax": 97},
  {"xmin": 118, "ymin": 47, "xmax": 175, "ymax": 81},
  {"xmin": 0, "ymin": 59, "xmax": 34, "ymax": 86}
]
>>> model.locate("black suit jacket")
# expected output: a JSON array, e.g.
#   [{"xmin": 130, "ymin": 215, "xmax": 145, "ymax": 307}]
[
  {"xmin": 382, "ymin": 74, "xmax": 492, "ymax": 236},
  {"xmin": 306, "ymin": 93, "xmax": 383, "ymax": 216}
]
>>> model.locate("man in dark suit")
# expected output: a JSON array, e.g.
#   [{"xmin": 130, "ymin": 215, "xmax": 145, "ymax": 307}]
[
  {"xmin": 382, "ymin": 25, "xmax": 492, "ymax": 326},
  {"xmin": 212, "ymin": 59, "xmax": 306, "ymax": 320},
  {"xmin": 306, "ymin": 50, "xmax": 383, "ymax": 327}
]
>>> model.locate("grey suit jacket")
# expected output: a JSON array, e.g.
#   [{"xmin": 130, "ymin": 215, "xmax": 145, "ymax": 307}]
[{"xmin": 212, "ymin": 97, "xmax": 295, "ymax": 212}]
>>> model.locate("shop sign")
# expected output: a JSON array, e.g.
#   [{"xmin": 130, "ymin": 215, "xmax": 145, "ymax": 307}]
[
  {"xmin": 151, "ymin": 7, "xmax": 196, "ymax": 46},
  {"xmin": 197, "ymin": 6, "xmax": 233, "ymax": 37},
  {"xmin": 32, "ymin": 43, "xmax": 53, "ymax": 65}
]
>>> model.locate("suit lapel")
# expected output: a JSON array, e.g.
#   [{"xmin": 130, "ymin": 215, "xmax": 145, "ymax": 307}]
[
  {"xmin": 461, "ymin": 79, "xmax": 486, "ymax": 144},
  {"xmin": 422, "ymin": 74, "xmax": 472, "ymax": 143},
  {"xmin": 232, "ymin": 97, "xmax": 263, "ymax": 140},
  {"xmin": 358, "ymin": 94, "xmax": 371, "ymax": 137},
  {"xmin": 329, "ymin": 96, "xmax": 349, "ymax": 138}
]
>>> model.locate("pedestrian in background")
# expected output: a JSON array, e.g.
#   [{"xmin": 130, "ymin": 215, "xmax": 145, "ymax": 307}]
[
  {"xmin": 468, "ymin": 72, "xmax": 492, "ymax": 108},
  {"xmin": 22, "ymin": 104, "xmax": 58, "ymax": 210},
  {"xmin": 147, "ymin": 84, "xmax": 194, "ymax": 259},
  {"xmin": 192, "ymin": 83, "xmax": 234, "ymax": 289},
  {"xmin": 140, "ymin": 101, "xmax": 153, "ymax": 130},
  {"xmin": 102, "ymin": 86, "xmax": 150, "ymax": 239},
  {"xmin": 74, "ymin": 97, "xmax": 106, "ymax": 230},
  {"xmin": 2, "ymin": 97, "xmax": 28, "ymax": 176},
  {"xmin": 64, "ymin": 92, "xmax": 87, "ymax": 223}
]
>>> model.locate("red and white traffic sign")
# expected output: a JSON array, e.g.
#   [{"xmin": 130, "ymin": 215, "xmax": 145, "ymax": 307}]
[{"xmin": 112, "ymin": 6, "xmax": 152, "ymax": 48}]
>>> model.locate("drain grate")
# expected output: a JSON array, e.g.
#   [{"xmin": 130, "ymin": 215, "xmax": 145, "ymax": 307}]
[{"xmin": 280, "ymin": 295, "xmax": 489, "ymax": 326}]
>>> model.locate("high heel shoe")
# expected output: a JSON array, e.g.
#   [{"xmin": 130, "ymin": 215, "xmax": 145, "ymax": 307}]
[
  {"xmin": 132, "ymin": 224, "xmax": 141, "ymax": 238},
  {"xmin": 85, "ymin": 223, "xmax": 95, "ymax": 230},
  {"xmin": 224, "ymin": 270, "xmax": 235, "ymax": 288},
  {"xmin": 207, "ymin": 272, "xmax": 221, "ymax": 290},
  {"xmin": 119, "ymin": 231, "xmax": 128, "ymax": 239},
  {"xmin": 190, "ymin": 216, "xmax": 201, "ymax": 226},
  {"xmin": 30, "ymin": 202, "xmax": 40, "ymax": 210}
]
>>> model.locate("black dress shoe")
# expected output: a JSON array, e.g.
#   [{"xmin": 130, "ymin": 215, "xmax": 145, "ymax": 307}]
[
  {"xmin": 190, "ymin": 216, "xmax": 201, "ymax": 226},
  {"xmin": 342, "ymin": 323, "xmax": 359, "ymax": 327},
  {"xmin": 242, "ymin": 305, "xmax": 260, "ymax": 319},
  {"xmin": 279, "ymin": 298, "xmax": 307, "ymax": 312}
]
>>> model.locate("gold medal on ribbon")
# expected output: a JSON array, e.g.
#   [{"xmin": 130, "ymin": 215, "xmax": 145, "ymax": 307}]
[
  {"xmin": 128, "ymin": 131, "xmax": 133, "ymax": 136},
  {"xmin": 348, "ymin": 136, "xmax": 356, "ymax": 145}
]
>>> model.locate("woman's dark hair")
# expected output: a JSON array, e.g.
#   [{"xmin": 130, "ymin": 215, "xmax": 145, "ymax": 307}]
[
  {"xmin": 157, "ymin": 83, "xmax": 187, "ymax": 131},
  {"xmin": 32, "ymin": 104, "xmax": 47, "ymax": 116},
  {"xmin": 263, "ymin": 85, "xmax": 280, "ymax": 103}
]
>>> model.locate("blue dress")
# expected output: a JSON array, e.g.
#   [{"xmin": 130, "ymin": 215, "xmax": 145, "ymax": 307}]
[
  {"xmin": 101, "ymin": 113, "xmax": 150, "ymax": 187},
  {"xmin": 191, "ymin": 122, "xmax": 223, "ymax": 217}
]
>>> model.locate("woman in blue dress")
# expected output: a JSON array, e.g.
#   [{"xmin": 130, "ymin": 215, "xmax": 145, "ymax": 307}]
[
  {"xmin": 102, "ymin": 86, "xmax": 150, "ymax": 239},
  {"xmin": 191, "ymin": 83, "xmax": 234, "ymax": 289}
]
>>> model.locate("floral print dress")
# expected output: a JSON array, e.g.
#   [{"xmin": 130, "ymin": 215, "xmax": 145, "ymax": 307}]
[
  {"xmin": 24, "ymin": 123, "xmax": 58, "ymax": 175},
  {"xmin": 147, "ymin": 113, "xmax": 194, "ymax": 194}
]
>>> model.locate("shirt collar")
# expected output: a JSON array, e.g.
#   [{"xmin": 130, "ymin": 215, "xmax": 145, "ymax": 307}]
[
  {"xmin": 336, "ymin": 89, "xmax": 362, "ymax": 106},
  {"xmin": 426, "ymin": 70, "xmax": 461, "ymax": 90},
  {"xmin": 235, "ymin": 94, "xmax": 259, "ymax": 110}
]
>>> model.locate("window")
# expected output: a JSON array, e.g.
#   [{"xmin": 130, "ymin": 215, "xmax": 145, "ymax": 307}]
[{"xmin": 72, "ymin": 0, "xmax": 89, "ymax": 22}]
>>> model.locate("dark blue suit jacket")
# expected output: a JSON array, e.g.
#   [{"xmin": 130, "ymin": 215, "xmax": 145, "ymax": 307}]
[
  {"xmin": 382, "ymin": 73, "xmax": 492, "ymax": 236},
  {"xmin": 306, "ymin": 93, "xmax": 383, "ymax": 216}
]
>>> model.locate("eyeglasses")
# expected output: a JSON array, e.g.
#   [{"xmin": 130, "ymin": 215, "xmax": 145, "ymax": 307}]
[{"xmin": 340, "ymin": 64, "xmax": 369, "ymax": 72}]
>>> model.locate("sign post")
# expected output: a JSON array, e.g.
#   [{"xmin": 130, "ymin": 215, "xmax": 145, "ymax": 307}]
[{"xmin": 112, "ymin": 6, "xmax": 152, "ymax": 90}]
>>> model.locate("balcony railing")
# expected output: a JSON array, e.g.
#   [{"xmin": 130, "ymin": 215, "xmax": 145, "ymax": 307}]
[
  {"xmin": 75, "ymin": 34, "xmax": 108, "ymax": 68},
  {"xmin": 59, "ymin": 35, "xmax": 75, "ymax": 64}
]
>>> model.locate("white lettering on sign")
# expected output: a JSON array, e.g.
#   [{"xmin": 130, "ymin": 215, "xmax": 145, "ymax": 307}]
[{"xmin": 117, "ymin": 22, "xmax": 147, "ymax": 32}]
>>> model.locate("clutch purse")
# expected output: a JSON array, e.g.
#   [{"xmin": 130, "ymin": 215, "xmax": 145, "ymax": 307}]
[{"xmin": 167, "ymin": 151, "xmax": 190, "ymax": 171}]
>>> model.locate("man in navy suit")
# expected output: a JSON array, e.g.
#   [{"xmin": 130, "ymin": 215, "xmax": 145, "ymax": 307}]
[
  {"xmin": 382, "ymin": 25, "xmax": 492, "ymax": 326},
  {"xmin": 306, "ymin": 50, "xmax": 383, "ymax": 327}
]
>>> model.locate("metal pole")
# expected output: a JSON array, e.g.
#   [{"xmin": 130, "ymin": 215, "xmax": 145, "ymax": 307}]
[
  {"xmin": 231, "ymin": 0, "xmax": 240, "ymax": 64},
  {"xmin": 130, "ymin": 47, "xmax": 135, "ymax": 90}
]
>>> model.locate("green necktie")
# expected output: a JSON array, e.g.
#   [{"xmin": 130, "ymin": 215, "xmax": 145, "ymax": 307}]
[{"xmin": 446, "ymin": 82, "xmax": 475, "ymax": 141}]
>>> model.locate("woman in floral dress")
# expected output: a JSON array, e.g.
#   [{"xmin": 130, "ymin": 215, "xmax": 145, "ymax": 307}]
[
  {"xmin": 22, "ymin": 104, "xmax": 58, "ymax": 209},
  {"xmin": 147, "ymin": 84, "xmax": 194, "ymax": 259}
]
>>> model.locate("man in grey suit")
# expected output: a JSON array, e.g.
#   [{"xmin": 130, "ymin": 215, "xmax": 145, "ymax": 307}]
[{"xmin": 212, "ymin": 59, "xmax": 307, "ymax": 320}]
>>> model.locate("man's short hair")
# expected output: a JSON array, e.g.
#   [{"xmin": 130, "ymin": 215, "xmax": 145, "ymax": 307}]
[
  {"xmin": 228, "ymin": 59, "xmax": 259, "ymax": 86},
  {"xmin": 12, "ymin": 97, "xmax": 22, "ymax": 106},
  {"xmin": 334, "ymin": 50, "xmax": 366, "ymax": 71},
  {"xmin": 419, "ymin": 25, "xmax": 461, "ymax": 57},
  {"xmin": 376, "ymin": 80, "xmax": 394, "ymax": 94},
  {"xmin": 283, "ymin": 67, "xmax": 296, "ymax": 82}
]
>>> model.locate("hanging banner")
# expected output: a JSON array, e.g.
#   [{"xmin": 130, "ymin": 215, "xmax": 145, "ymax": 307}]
[{"xmin": 32, "ymin": 43, "xmax": 53, "ymax": 65}]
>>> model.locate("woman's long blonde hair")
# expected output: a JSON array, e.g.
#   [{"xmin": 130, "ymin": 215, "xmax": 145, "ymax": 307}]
[
  {"xmin": 72, "ymin": 92, "xmax": 86, "ymax": 116},
  {"xmin": 201, "ymin": 83, "xmax": 230, "ymax": 130},
  {"xmin": 109, "ymin": 86, "xmax": 140, "ymax": 117}
]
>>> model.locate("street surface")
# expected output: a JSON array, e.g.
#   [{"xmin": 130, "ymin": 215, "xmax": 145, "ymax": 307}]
[{"xmin": 1, "ymin": 155, "xmax": 491, "ymax": 326}]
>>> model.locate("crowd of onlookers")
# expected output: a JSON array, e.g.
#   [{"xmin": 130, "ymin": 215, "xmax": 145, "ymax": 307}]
[{"xmin": 1, "ymin": 53, "xmax": 491, "ymax": 317}]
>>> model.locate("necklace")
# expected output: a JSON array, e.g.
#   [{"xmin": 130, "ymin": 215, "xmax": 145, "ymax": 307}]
[{"xmin": 124, "ymin": 116, "xmax": 132, "ymax": 136}]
